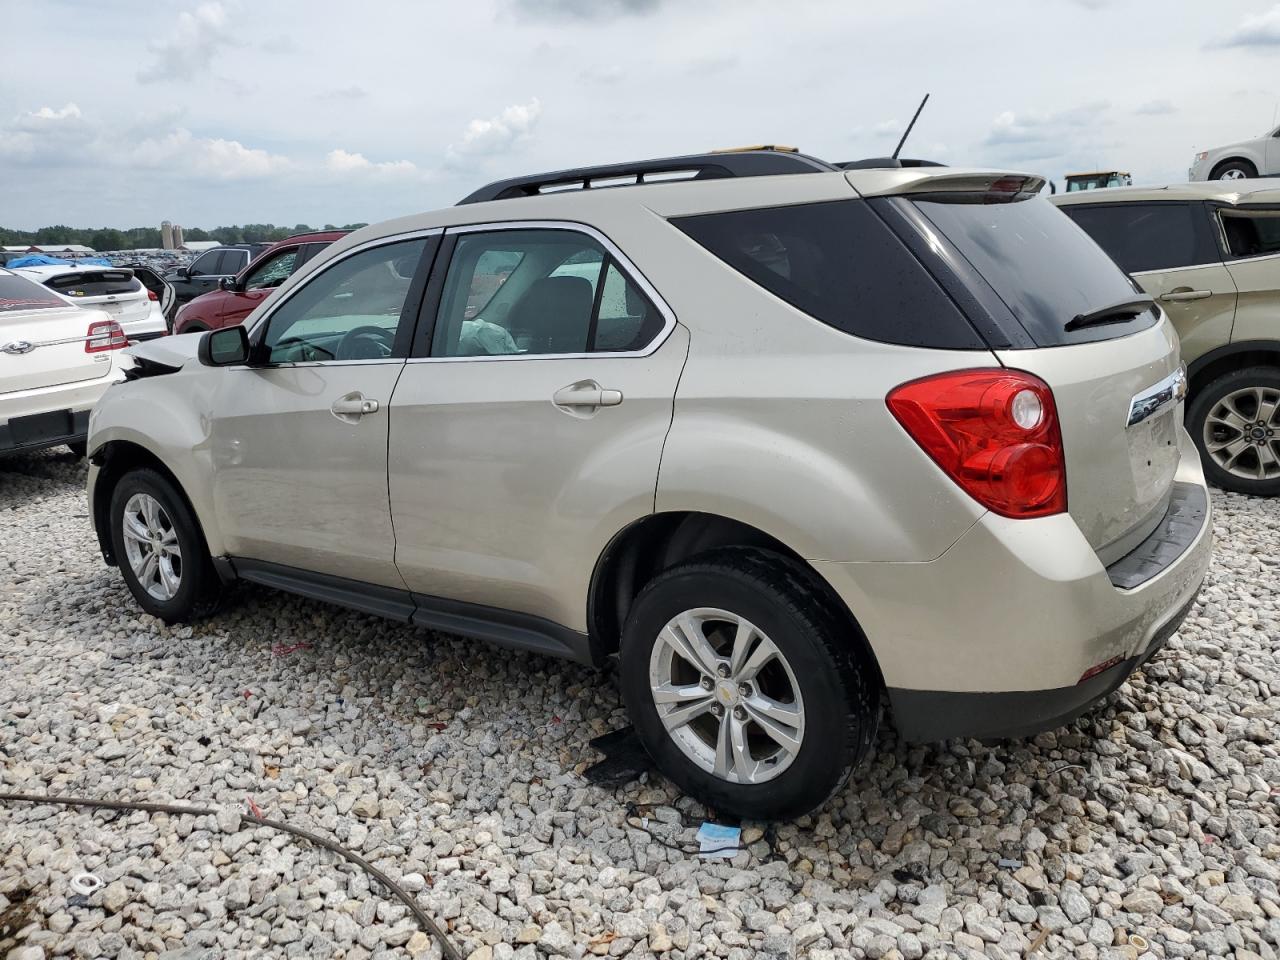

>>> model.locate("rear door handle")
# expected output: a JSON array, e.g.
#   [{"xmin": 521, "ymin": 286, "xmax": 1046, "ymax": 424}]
[
  {"xmin": 1159, "ymin": 289, "xmax": 1212, "ymax": 302},
  {"xmin": 552, "ymin": 382, "xmax": 623, "ymax": 408},
  {"xmin": 331, "ymin": 393, "xmax": 380, "ymax": 419}
]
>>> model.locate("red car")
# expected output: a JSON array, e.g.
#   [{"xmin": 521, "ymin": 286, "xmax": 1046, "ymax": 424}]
[{"xmin": 172, "ymin": 231, "xmax": 348, "ymax": 335}]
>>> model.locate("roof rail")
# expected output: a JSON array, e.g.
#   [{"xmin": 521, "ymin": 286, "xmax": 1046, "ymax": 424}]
[
  {"xmin": 837, "ymin": 157, "xmax": 947, "ymax": 170},
  {"xmin": 457, "ymin": 149, "xmax": 839, "ymax": 205}
]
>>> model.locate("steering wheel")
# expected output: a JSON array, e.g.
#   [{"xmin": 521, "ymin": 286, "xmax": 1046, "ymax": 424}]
[
  {"xmin": 270, "ymin": 336, "xmax": 332, "ymax": 363},
  {"xmin": 337, "ymin": 325, "xmax": 396, "ymax": 361}
]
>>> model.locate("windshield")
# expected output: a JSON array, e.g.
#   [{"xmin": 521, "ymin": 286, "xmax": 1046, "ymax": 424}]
[{"xmin": 910, "ymin": 195, "xmax": 1158, "ymax": 347}]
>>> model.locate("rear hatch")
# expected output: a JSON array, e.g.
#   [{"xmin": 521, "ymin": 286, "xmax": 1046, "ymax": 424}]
[
  {"xmin": 873, "ymin": 177, "xmax": 1183, "ymax": 562},
  {"xmin": 1, "ymin": 275, "xmax": 115, "ymax": 394},
  {"xmin": 42, "ymin": 268, "xmax": 151, "ymax": 328}
]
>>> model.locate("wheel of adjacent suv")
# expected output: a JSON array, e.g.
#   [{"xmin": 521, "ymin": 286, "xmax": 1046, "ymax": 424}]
[
  {"xmin": 109, "ymin": 468, "xmax": 224, "ymax": 621},
  {"xmin": 1187, "ymin": 366, "xmax": 1280, "ymax": 497},
  {"xmin": 1211, "ymin": 159, "xmax": 1256, "ymax": 181},
  {"xmin": 618, "ymin": 548, "xmax": 880, "ymax": 820}
]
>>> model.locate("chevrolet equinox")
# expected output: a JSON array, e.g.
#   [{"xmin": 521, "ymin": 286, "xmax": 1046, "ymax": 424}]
[{"xmin": 87, "ymin": 149, "xmax": 1213, "ymax": 819}]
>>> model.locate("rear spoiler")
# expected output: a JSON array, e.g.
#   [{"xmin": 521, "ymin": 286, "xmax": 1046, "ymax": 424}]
[{"xmin": 848, "ymin": 168, "xmax": 1047, "ymax": 200}]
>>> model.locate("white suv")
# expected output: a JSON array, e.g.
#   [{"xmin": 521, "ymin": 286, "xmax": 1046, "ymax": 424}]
[{"xmin": 86, "ymin": 150, "xmax": 1212, "ymax": 818}]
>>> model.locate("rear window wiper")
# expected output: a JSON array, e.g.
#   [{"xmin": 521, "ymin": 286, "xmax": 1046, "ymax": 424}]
[{"xmin": 1064, "ymin": 296, "xmax": 1155, "ymax": 332}]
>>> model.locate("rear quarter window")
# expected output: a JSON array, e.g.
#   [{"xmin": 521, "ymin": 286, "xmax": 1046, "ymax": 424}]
[
  {"xmin": 911, "ymin": 195, "xmax": 1159, "ymax": 347},
  {"xmin": 671, "ymin": 200, "xmax": 985, "ymax": 350},
  {"xmin": 1059, "ymin": 201, "xmax": 1217, "ymax": 274}
]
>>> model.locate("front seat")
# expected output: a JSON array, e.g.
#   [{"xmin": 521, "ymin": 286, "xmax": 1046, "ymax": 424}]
[{"xmin": 506, "ymin": 276, "xmax": 594, "ymax": 354}]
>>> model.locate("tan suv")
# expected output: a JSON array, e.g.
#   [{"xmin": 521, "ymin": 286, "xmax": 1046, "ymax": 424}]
[
  {"xmin": 1055, "ymin": 181, "xmax": 1280, "ymax": 496},
  {"xmin": 86, "ymin": 150, "xmax": 1212, "ymax": 819}
]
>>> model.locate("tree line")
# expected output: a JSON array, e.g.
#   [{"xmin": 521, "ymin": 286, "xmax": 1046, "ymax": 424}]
[{"xmin": 0, "ymin": 223, "xmax": 370, "ymax": 251}]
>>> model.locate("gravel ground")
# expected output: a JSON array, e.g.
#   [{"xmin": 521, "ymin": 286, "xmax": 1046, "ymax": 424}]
[{"xmin": 1, "ymin": 449, "xmax": 1278, "ymax": 960}]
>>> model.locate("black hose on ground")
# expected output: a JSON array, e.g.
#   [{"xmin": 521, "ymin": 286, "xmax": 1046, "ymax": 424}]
[{"xmin": 0, "ymin": 791, "xmax": 463, "ymax": 960}]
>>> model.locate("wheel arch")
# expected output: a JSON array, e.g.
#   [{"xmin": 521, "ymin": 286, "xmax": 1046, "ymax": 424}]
[
  {"xmin": 587, "ymin": 510, "xmax": 883, "ymax": 685},
  {"xmin": 1209, "ymin": 156, "xmax": 1258, "ymax": 179},
  {"xmin": 1187, "ymin": 339, "xmax": 1280, "ymax": 398},
  {"xmin": 91, "ymin": 439, "xmax": 222, "ymax": 576}
]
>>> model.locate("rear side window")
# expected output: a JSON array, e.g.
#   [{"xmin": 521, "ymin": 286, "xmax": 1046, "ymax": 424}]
[
  {"xmin": 1060, "ymin": 202, "xmax": 1215, "ymax": 273},
  {"xmin": 1220, "ymin": 211, "xmax": 1280, "ymax": 258},
  {"xmin": 45, "ymin": 271, "xmax": 140, "ymax": 298},
  {"xmin": 671, "ymin": 200, "xmax": 984, "ymax": 349},
  {"xmin": 912, "ymin": 195, "xmax": 1158, "ymax": 347},
  {"xmin": 0, "ymin": 274, "xmax": 64, "ymax": 313}
]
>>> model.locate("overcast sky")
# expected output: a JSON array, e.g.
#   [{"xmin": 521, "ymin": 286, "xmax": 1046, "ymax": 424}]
[{"xmin": 2, "ymin": 0, "xmax": 1279, "ymax": 230}]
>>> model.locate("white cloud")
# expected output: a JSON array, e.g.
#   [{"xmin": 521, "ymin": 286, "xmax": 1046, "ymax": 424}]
[
  {"xmin": 0, "ymin": 104, "xmax": 289, "ymax": 181},
  {"xmin": 133, "ymin": 129, "xmax": 291, "ymax": 179},
  {"xmin": 29, "ymin": 103, "xmax": 82, "ymax": 121},
  {"xmin": 325, "ymin": 149, "xmax": 418, "ymax": 176},
  {"xmin": 1135, "ymin": 99, "xmax": 1177, "ymax": 115},
  {"xmin": 447, "ymin": 98, "xmax": 542, "ymax": 165},
  {"xmin": 139, "ymin": 1, "xmax": 235, "ymax": 83},
  {"xmin": 1218, "ymin": 4, "xmax": 1280, "ymax": 47}
]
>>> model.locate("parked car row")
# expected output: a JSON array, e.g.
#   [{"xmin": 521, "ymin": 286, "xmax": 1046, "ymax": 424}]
[{"xmin": 78, "ymin": 149, "xmax": 1212, "ymax": 819}]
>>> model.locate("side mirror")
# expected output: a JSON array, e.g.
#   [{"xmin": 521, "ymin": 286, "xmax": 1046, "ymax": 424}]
[
  {"xmin": 219, "ymin": 276, "xmax": 237, "ymax": 292},
  {"xmin": 176, "ymin": 266, "xmax": 191, "ymax": 279},
  {"xmin": 198, "ymin": 325, "xmax": 251, "ymax": 366}
]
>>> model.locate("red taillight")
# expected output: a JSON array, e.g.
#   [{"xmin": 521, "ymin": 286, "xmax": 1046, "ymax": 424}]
[
  {"xmin": 147, "ymin": 289, "xmax": 159, "ymax": 301},
  {"xmin": 85, "ymin": 319, "xmax": 128, "ymax": 353},
  {"xmin": 887, "ymin": 369, "xmax": 1067, "ymax": 519}
]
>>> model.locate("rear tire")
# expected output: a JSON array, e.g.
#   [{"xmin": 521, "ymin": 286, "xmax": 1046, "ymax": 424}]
[
  {"xmin": 1187, "ymin": 366, "xmax": 1280, "ymax": 497},
  {"xmin": 618, "ymin": 548, "xmax": 880, "ymax": 820},
  {"xmin": 66, "ymin": 441, "xmax": 87, "ymax": 458},
  {"xmin": 109, "ymin": 468, "xmax": 225, "ymax": 621},
  {"xmin": 1211, "ymin": 159, "xmax": 1256, "ymax": 181}
]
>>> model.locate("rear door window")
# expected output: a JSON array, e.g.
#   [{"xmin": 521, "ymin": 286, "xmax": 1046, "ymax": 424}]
[
  {"xmin": 671, "ymin": 200, "xmax": 985, "ymax": 349},
  {"xmin": 217, "ymin": 250, "xmax": 246, "ymax": 275},
  {"xmin": 1220, "ymin": 211, "xmax": 1280, "ymax": 258},
  {"xmin": 911, "ymin": 195, "xmax": 1159, "ymax": 346},
  {"xmin": 1060, "ymin": 202, "xmax": 1217, "ymax": 273}
]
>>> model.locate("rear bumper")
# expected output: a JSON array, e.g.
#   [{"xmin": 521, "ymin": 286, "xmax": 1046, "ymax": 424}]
[
  {"xmin": 813, "ymin": 426, "xmax": 1213, "ymax": 741},
  {"xmin": 0, "ymin": 374, "xmax": 121, "ymax": 455},
  {"xmin": 887, "ymin": 586, "xmax": 1200, "ymax": 741},
  {"xmin": 0, "ymin": 408, "xmax": 91, "ymax": 455}
]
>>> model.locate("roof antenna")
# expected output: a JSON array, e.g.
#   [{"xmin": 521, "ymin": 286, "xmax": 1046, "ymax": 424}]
[{"xmin": 892, "ymin": 93, "xmax": 930, "ymax": 160}]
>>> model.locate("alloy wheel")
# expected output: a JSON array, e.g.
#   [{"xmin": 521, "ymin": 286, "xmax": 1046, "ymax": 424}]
[
  {"xmin": 647, "ymin": 607, "xmax": 805, "ymax": 784},
  {"xmin": 121, "ymin": 493, "xmax": 183, "ymax": 601},
  {"xmin": 1203, "ymin": 385, "xmax": 1280, "ymax": 482},
  {"xmin": 1220, "ymin": 168, "xmax": 1248, "ymax": 180}
]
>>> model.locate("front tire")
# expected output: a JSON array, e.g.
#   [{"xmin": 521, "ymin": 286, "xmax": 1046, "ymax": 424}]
[
  {"xmin": 1211, "ymin": 159, "xmax": 1256, "ymax": 181},
  {"xmin": 618, "ymin": 548, "xmax": 880, "ymax": 820},
  {"xmin": 1187, "ymin": 366, "xmax": 1280, "ymax": 496},
  {"xmin": 109, "ymin": 468, "xmax": 224, "ymax": 621}
]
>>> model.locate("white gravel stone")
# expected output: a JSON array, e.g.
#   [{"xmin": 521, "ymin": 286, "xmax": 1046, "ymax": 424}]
[{"xmin": 1, "ymin": 452, "xmax": 1278, "ymax": 959}]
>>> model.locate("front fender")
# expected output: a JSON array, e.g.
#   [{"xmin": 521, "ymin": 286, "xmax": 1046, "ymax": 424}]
[{"xmin": 88, "ymin": 371, "xmax": 226, "ymax": 557}]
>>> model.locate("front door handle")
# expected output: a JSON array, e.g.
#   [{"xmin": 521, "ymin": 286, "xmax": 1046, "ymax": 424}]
[
  {"xmin": 553, "ymin": 381, "xmax": 623, "ymax": 409},
  {"xmin": 331, "ymin": 392, "xmax": 380, "ymax": 420},
  {"xmin": 1159, "ymin": 289, "xmax": 1212, "ymax": 302}
]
